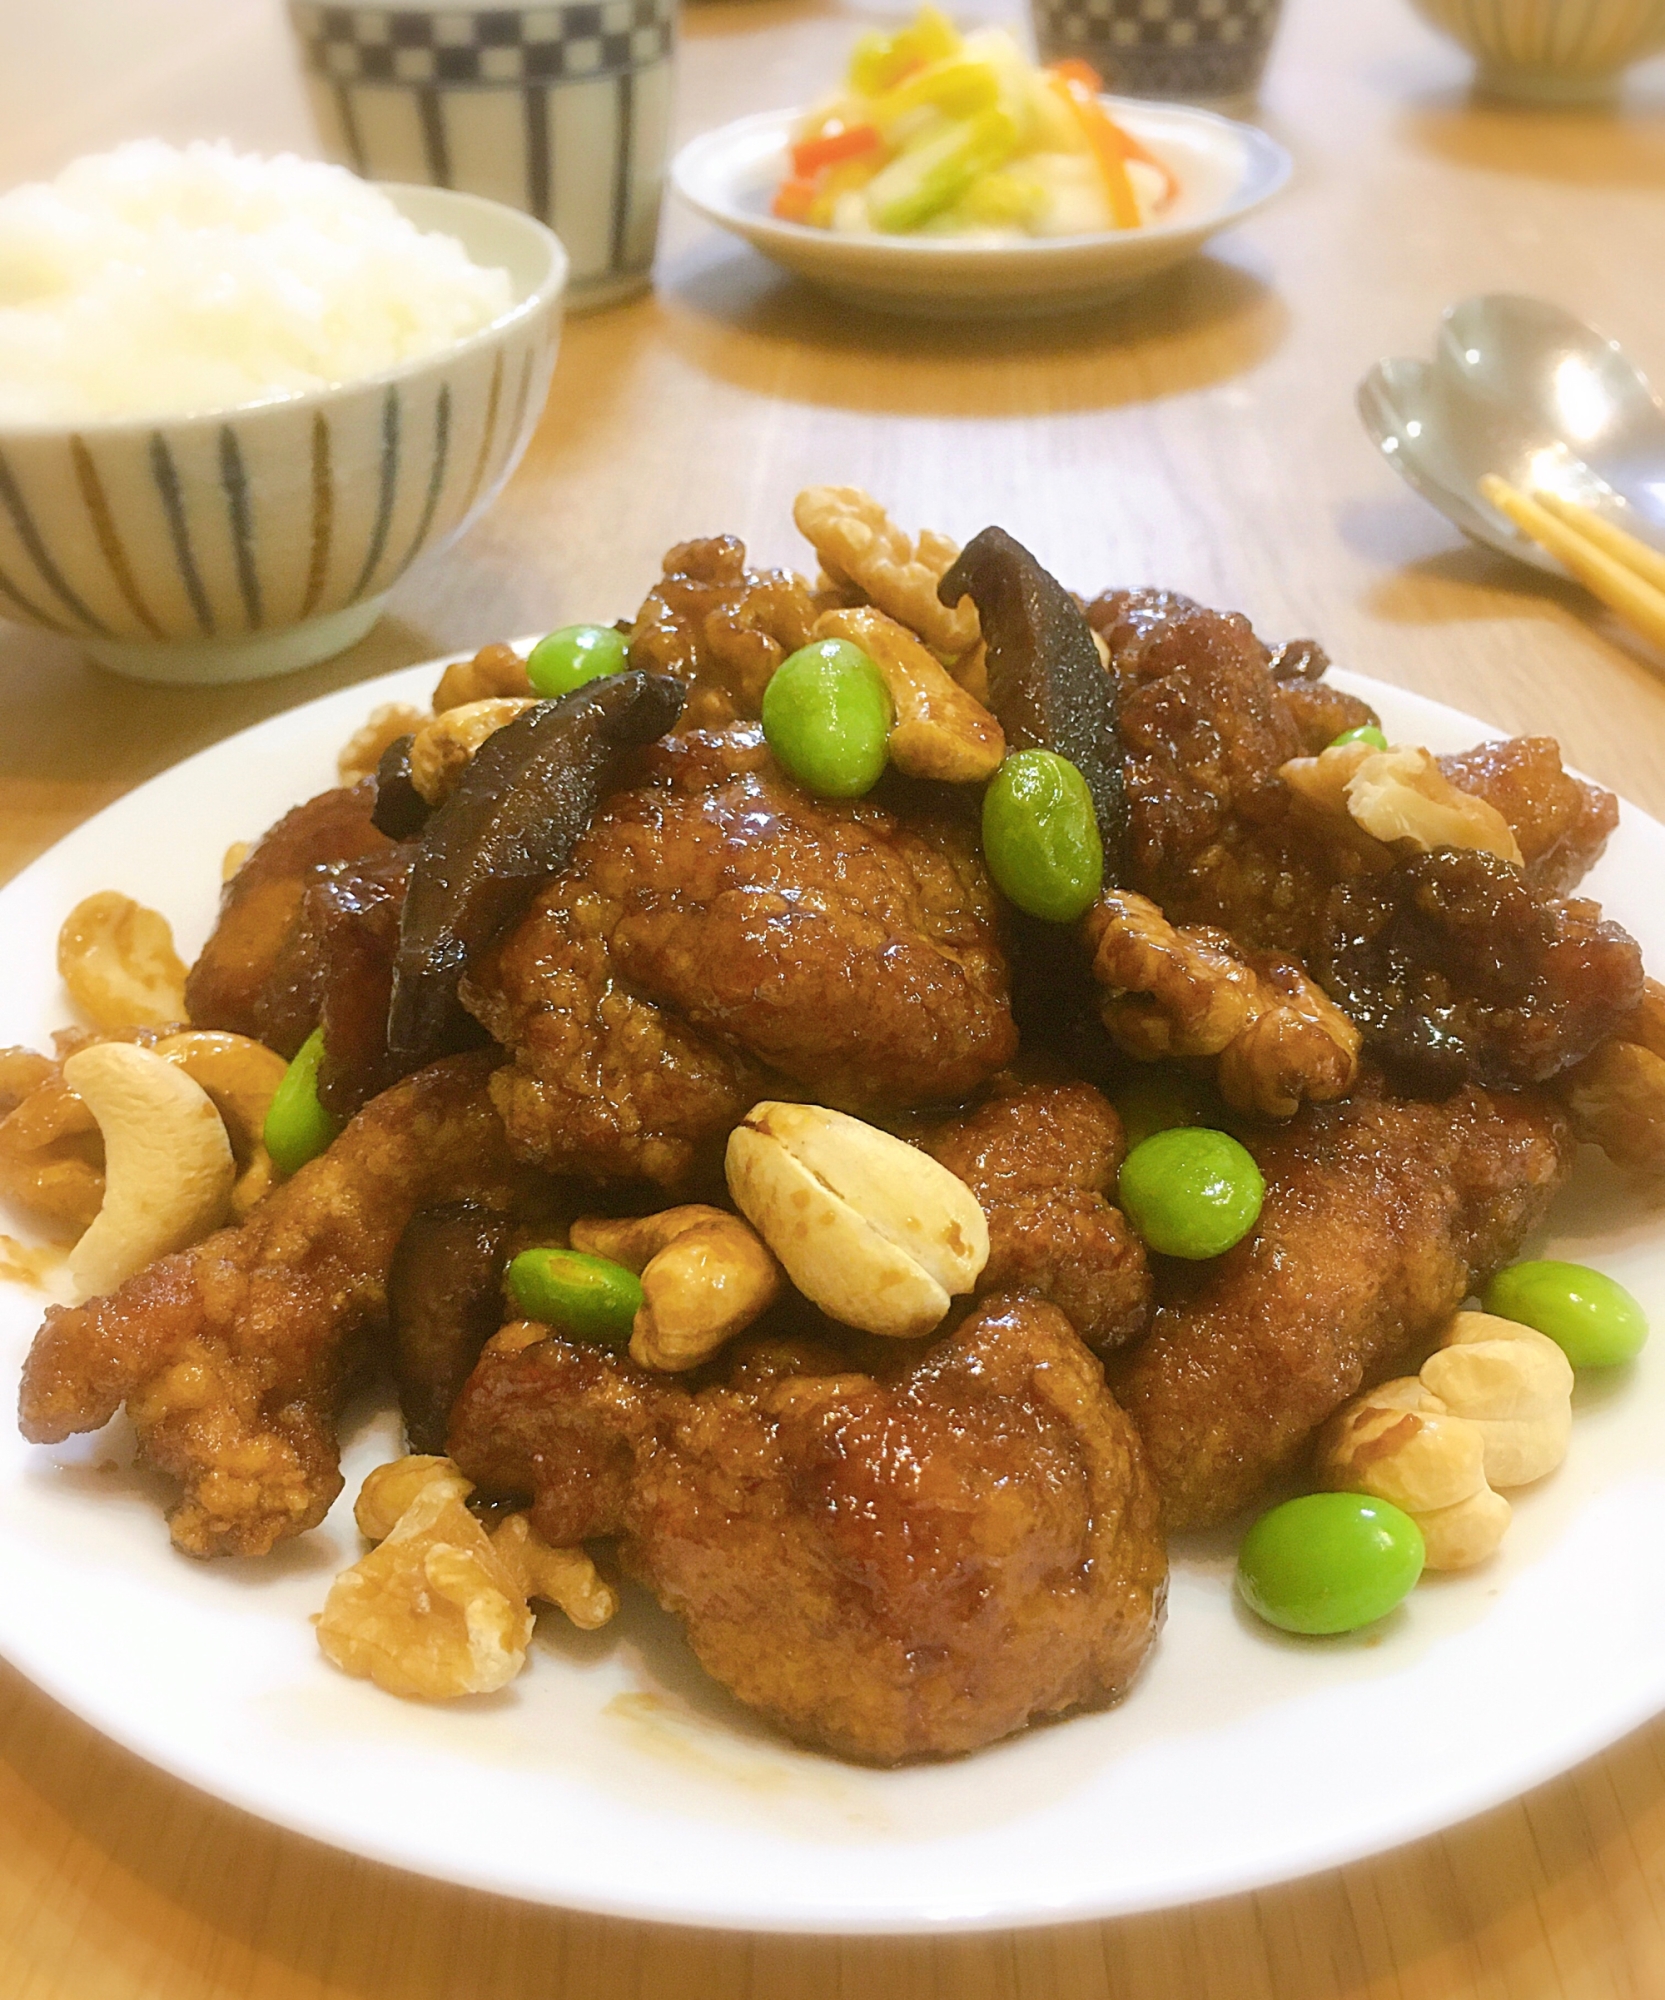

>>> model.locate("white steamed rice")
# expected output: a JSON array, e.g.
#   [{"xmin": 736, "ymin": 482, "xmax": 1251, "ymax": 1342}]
[{"xmin": 0, "ymin": 140, "xmax": 515, "ymax": 425}]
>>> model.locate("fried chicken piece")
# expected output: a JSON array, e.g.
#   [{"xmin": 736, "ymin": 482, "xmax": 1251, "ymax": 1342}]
[
  {"xmin": 184, "ymin": 782, "xmax": 397, "ymax": 1042},
  {"xmin": 388, "ymin": 1203, "xmax": 516, "ymax": 1455},
  {"xmin": 465, "ymin": 724, "xmax": 1017, "ymax": 1185},
  {"xmin": 258, "ymin": 848, "xmax": 417, "ymax": 1115},
  {"xmin": 1314, "ymin": 849, "xmax": 1643, "ymax": 1090},
  {"xmin": 1112, "ymin": 1081, "xmax": 1574, "ymax": 1530},
  {"xmin": 1438, "ymin": 737, "xmax": 1619, "ymax": 895},
  {"xmin": 17, "ymin": 1054, "xmax": 524, "ymax": 1558},
  {"xmin": 1558, "ymin": 977, "xmax": 1665, "ymax": 1190},
  {"xmin": 921, "ymin": 1079, "xmax": 1152, "ymax": 1352},
  {"xmin": 1109, "ymin": 607, "xmax": 1384, "ymax": 955},
  {"xmin": 449, "ymin": 1294, "xmax": 1166, "ymax": 1763},
  {"xmin": 628, "ymin": 536, "xmax": 818, "ymax": 725},
  {"xmin": 1086, "ymin": 587, "xmax": 1376, "ymax": 751},
  {"xmin": 1082, "ymin": 889, "xmax": 1360, "ymax": 1118},
  {"xmin": 432, "ymin": 640, "xmax": 535, "ymax": 713},
  {"xmin": 1087, "ymin": 594, "xmax": 1644, "ymax": 1091}
]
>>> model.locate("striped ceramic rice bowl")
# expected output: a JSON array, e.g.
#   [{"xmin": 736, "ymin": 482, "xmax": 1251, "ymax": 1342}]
[
  {"xmin": 0, "ymin": 185, "xmax": 566, "ymax": 685},
  {"xmin": 1407, "ymin": 0, "xmax": 1665, "ymax": 98}
]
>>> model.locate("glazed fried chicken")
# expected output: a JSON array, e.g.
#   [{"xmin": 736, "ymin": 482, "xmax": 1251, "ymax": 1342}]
[
  {"xmin": 465, "ymin": 724, "xmax": 1017, "ymax": 1185},
  {"xmin": 185, "ymin": 781, "xmax": 414, "ymax": 1115},
  {"xmin": 1085, "ymin": 586, "xmax": 1638, "ymax": 1089},
  {"xmin": 1438, "ymin": 737, "xmax": 1619, "ymax": 896},
  {"xmin": 18, "ymin": 1054, "xmax": 528, "ymax": 1557},
  {"xmin": 449, "ymin": 1293, "xmax": 1166, "ymax": 1763},
  {"xmin": 628, "ymin": 536, "xmax": 819, "ymax": 725},
  {"xmin": 1313, "ymin": 850, "xmax": 1641, "ymax": 1090},
  {"xmin": 1558, "ymin": 976, "xmax": 1665, "ymax": 1190},
  {"xmin": 185, "ymin": 780, "xmax": 396, "ymax": 1045},
  {"xmin": 1112, "ymin": 1080, "xmax": 1575, "ymax": 1531},
  {"xmin": 920, "ymin": 1078, "xmax": 1152, "ymax": 1352}
]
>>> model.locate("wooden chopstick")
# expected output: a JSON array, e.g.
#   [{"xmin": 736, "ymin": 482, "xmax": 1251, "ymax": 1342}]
[
  {"xmin": 1478, "ymin": 472, "xmax": 1665, "ymax": 654},
  {"xmin": 1531, "ymin": 486, "xmax": 1665, "ymax": 599}
]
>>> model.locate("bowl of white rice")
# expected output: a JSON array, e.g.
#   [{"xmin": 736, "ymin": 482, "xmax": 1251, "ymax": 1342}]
[{"xmin": 0, "ymin": 142, "xmax": 567, "ymax": 683}]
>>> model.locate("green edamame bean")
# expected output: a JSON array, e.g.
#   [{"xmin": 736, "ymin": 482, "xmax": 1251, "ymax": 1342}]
[
  {"xmin": 1237, "ymin": 1492, "xmax": 1425, "ymax": 1636},
  {"xmin": 761, "ymin": 639, "xmax": 892, "ymax": 797},
  {"xmin": 526, "ymin": 622, "xmax": 629, "ymax": 699},
  {"xmin": 980, "ymin": 749, "xmax": 1104, "ymax": 924},
  {"xmin": 1484, "ymin": 1259, "xmax": 1648, "ymax": 1368},
  {"xmin": 1114, "ymin": 1070, "xmax": 1219, "ymax": 1150},
  {"xmin": 263, "ymin": 1027, "xmax": 341, "ymax": 1176},
  {"xmin": 507, "ymin": 1246, "xmax": 643, "ymax": 1347},
  {"xmin": 1328, "ymin": 723, "xmax": 1388, "ymax": 752},
  {"xmin": 1118, "ymin": 1126, "xmax": 1264, "ymax": 1259}
]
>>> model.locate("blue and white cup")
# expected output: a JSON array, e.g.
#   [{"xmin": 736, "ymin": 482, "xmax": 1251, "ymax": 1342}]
[
  {"xmin": 287, "ymin": 0, "xmax": 674, "ymax": 309},
  {"xmin": 1030, "ymin": 0, "xmax": 1284, "ymax": 101}
]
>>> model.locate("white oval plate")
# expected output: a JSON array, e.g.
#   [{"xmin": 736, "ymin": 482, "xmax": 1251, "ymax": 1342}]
[
  {"xmin": 0, "ymin": 661, "xmax": 1662, "ymax": 1934},
  {"xmin": 670, "ymin": 101, "xmax": 1292, "ymax": 318}
]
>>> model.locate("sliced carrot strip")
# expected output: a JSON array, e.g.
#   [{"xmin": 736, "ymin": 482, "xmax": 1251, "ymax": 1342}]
[
  {"xmin": 791, "ymin": 122, "xmax": 883, "ymax": 177},
  {"xmin": 772, "ymin": 175, "xmax": 820, "ymax": 222},
  {"xmin": 1048, "ymin": 72, "xmax": 1141, "ymax": 229}
]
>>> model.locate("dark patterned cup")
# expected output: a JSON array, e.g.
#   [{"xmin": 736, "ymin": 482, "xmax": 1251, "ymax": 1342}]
[
  {"xmin": 286, "ymin": 0, "xmax": 675, "ymax": 309},
  {"xmin": 1030, "ymin": 0, "xmax": 1284, "ymax": 102}
]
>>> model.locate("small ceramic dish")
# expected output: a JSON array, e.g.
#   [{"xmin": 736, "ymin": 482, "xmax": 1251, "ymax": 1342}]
[
  {"xmin": 0, "ymin": 185, "xmax": 566, "ymax": 687},
  {"xmin": 670, "ymin": 99, "xmax": 1291, "ymax": 319}
]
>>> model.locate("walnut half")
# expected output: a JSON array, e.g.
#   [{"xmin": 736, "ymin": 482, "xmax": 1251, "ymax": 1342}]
[
  {"xmin": 793, "ymin": 487, "xmax": 979, "ymax": 659},
  {"xmin": 319, "ymin": 1456, "xmax": 617, "ymax": 1701},
  {"xmin": 317, "ymin": 1482, "xmax": 533, "ymax": 1700},
  {"xmin": 1083, "ymin": 890, "xmax": 1360, "ymax": 1120}
]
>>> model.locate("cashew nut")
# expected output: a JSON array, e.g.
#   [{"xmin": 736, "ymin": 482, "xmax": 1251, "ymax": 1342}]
[
  {"xmin": 153, "ymin": 1030, "xmax": 288, "ymax": 1219},
  {"xmin": 57, "ymin": 892, "xmax": 188, "ymax": 1030},
  {"xmin": 62, "ymin": 1041, "xmax": 235, "ymax": 1301},
  {"xmin": 1316, "ymin": 1378, "xmax": 1512, "ymax": 1570},
  {"xmin": 1420, "ymin": 1311, "xmax": 1574, "ymax": 1488},
  {"xmin": 409, "ymin": 696, "xmax": 541, "ymax": 806},
  {"xmin": 1316, "ymin": 1310, "xmax": 1575, "ymax": 1571},
  {"xmin": 570, "ymin": 1205, "xmax": 782, "ymax": 1371},
  {"xmin": 812, "ymin": 606, "xmax": 1004, "ymax": 783},
  {"xmin": 725, "ymin": 1102, "xmax": 988, "ymax": 1338}
]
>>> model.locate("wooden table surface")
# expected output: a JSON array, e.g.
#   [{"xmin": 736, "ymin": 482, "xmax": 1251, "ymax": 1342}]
[{"xmin": 4, "ymin": 0, "xmax": 1665, "ymax": 1992}]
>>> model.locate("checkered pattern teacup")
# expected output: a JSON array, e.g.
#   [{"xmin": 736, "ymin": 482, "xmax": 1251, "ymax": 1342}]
[
  {"xmin": 287, "ymin": 1, "xmax": 675, "ymax": 307},
  {"xmin": 1031, "ymin": 0, "xmax": 1283, "ymax": 100}
]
